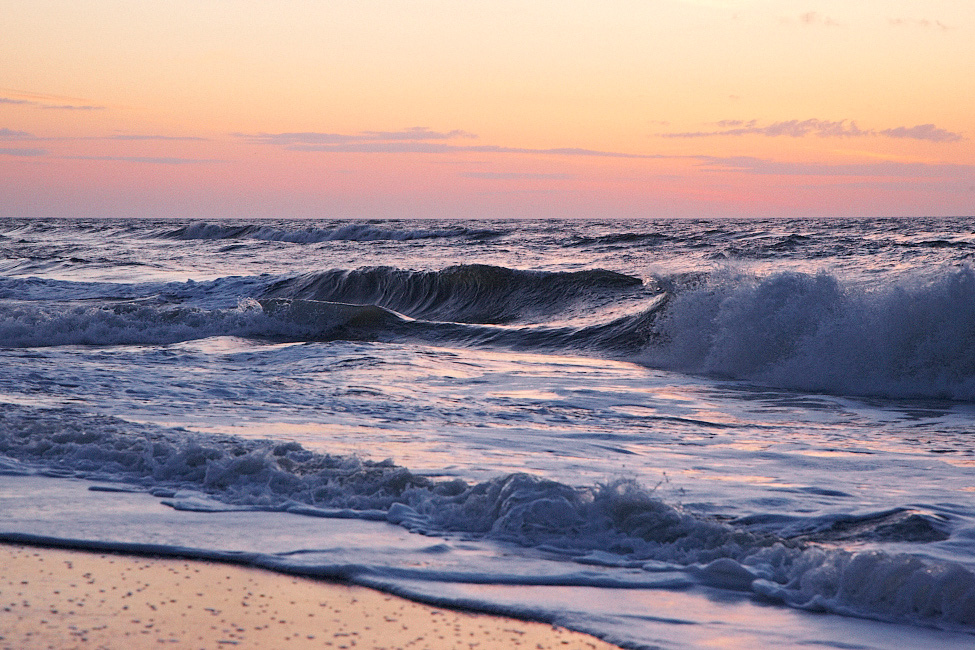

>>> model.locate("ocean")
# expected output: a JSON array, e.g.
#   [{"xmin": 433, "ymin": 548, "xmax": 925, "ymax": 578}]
[{"xmin": 1, "ymin": 216, "xmax": 974, "ymax": 649}]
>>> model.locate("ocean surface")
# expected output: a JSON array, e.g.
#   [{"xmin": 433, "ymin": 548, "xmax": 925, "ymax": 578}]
[{"xmin": 1, "ymin": 216, "xmax": 974, "ymax": 649}]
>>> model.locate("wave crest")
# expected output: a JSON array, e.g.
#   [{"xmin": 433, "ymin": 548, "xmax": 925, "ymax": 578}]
[
  {"xmin": 642, "ymin": 266, "xmax": 975, "ymax": 400},
  {"xmin": 260, "ymin": 264, "xmax": 645, "ymax": 324},
  {"xmin": 2, "ymin": 405, "xmax": 973, "ymax": 630}
]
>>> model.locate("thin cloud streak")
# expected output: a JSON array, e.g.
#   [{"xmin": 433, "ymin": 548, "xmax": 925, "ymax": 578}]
[
  {"xmin": 799, "ymin": 12, "xmax": 840, "ymax": 27},
  {"xmin": 64, "ymin": 155, "xmax": 223, "ymax": 165},
  {"xmin": 101, "ymin": 134, "xmax": 208, "ymax": 141},
  {"xmin": 243, "ymin": 127, "xmax": 660, "ymax": 159},
  {"xmin": 662, "ymin": 119, "xmax": 963, "ymax": 142},
  {"xmin": 0, "ymin": 147, "xmax": 47, "ymax": 157},
  {"xmin": 362, "ymin": 128, "xmax": 476, "ymax": 141},
  {"xmin": 697, "ymin": 156, "xmax": 974, "ymax": 177},
  {"xmin": 889, "ymin": 18, "xmax": 952, "ymax": 31},
  {"xmin": 289, "ymin": 141, "xmax": 664, "ymax": 158},
  {"xmin": 242, "ymin": 127, "xmax": 475, "ymax": 146},
  {"xmin": 0, "ymin": 128, "xmax": 36, "ymax": 140},
  {"xmin": 461, "ymin": 172, "xmax": 574, "ymax": 180},
  {"xmin": 40, "ymin": 104, "xmax": 106, "ymax": 111},
  {"xmin": 880, "ymin": 125, "xmax": 960, "ymax": 142},
  {"xmin": 0, "ymin": 92, "xmax": 106, "ymax": 111},
  {"xmin": 0, "ymin": 131, "xmax": 207, "ymax": 142}
]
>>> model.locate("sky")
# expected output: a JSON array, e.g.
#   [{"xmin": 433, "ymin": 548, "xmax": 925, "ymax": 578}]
[{"xmin": 1, "ymin": 0, "xmax": 973, "ymax": 219}]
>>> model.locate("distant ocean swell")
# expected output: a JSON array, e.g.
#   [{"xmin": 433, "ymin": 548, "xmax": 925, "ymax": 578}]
[
  {"xmin": 1, "ymin": 402, "xmax": 972, "ymax": 631},
  {"xmin": 1, "ymin": 263, "xmax": 974, "ymax": 400},
  {"xmin": 164, "ymin": 221, "xmax": 500, "ymax": 243}
]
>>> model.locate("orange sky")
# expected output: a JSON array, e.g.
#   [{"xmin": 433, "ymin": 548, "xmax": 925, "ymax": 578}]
[{"xmin": 1, "ymin": 1, "xmax": 972, "ymax": 218}]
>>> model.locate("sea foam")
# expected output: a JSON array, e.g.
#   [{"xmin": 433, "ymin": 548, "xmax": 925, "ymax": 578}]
[
  {"xmin": 643, "ymin": 266, "xmax": 975, "ymax": 400},
  {"xmin": 2, "ymin": 402, "xmax": 973, "ymax": 631}
]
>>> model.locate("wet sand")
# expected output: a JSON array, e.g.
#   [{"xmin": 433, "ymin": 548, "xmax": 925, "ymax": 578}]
[{"xmin": 0, "ymin": 543, "xmax": 620, "ymax": 650}]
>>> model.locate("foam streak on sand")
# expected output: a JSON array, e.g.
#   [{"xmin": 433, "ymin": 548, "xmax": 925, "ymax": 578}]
[{"xmin": 0, "ymin": 544, "xmax": 618, "ymax": 650}]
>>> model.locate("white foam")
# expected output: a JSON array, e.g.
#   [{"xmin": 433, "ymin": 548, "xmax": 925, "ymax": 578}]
[
  {"xmin": 0, "ymin": 300, "xmax": 269, "ymax": 347},
  {"xmin": 2, "ymin": 405, "xmax": 973, "ymax": 631},
  {"xmin": 642, "ymin": 266, "xmax": 975, "ymax": 400}
]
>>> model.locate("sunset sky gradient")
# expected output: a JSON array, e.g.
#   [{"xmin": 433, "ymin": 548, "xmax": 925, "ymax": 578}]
[{"xmin": 2, "ymin": 0, "xmax": 973, "ymax": 219}]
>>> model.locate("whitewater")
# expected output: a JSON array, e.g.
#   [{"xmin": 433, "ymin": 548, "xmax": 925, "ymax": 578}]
[{"xmin": 1, "ymin": 216, "xmax": 974, "ymax": 649}]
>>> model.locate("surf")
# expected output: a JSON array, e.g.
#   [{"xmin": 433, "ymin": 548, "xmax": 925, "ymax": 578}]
[{"xmin": 641, "ymin": 265, "xmax": 975, "ymax": 401}]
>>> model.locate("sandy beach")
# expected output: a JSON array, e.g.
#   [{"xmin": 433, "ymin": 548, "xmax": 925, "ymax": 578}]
[{"xmin": 0, "ymin": 543, "xmax": 620, "ymax": 650}]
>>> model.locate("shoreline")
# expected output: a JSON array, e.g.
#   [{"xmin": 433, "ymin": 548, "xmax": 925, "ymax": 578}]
[{"xmin": 0, "ymin": 542, "xmax": 621, "ymax": 650}]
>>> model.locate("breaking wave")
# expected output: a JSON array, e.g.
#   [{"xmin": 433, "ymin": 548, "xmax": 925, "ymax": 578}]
[
  {"xmin": 0, "ymin": 300, "xmax": 272, "ymax": 348},
  {"xmin": 642, "ymin": 266, "xmax": 975, "ymax": 401},
  {"xmin": 1, "ymin": 404, "xmax": 972, "ymax": 632},
  {"xmin": 260, "ymin": 264, "xmax": 646, "ymax": 324},
  {"xmin": 4, "ymin": 259, "xmax": 975, "ymax": 401},
  {"xmin": 0, "ymin": 292, "xmax": 665, "ymax": 355}
]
